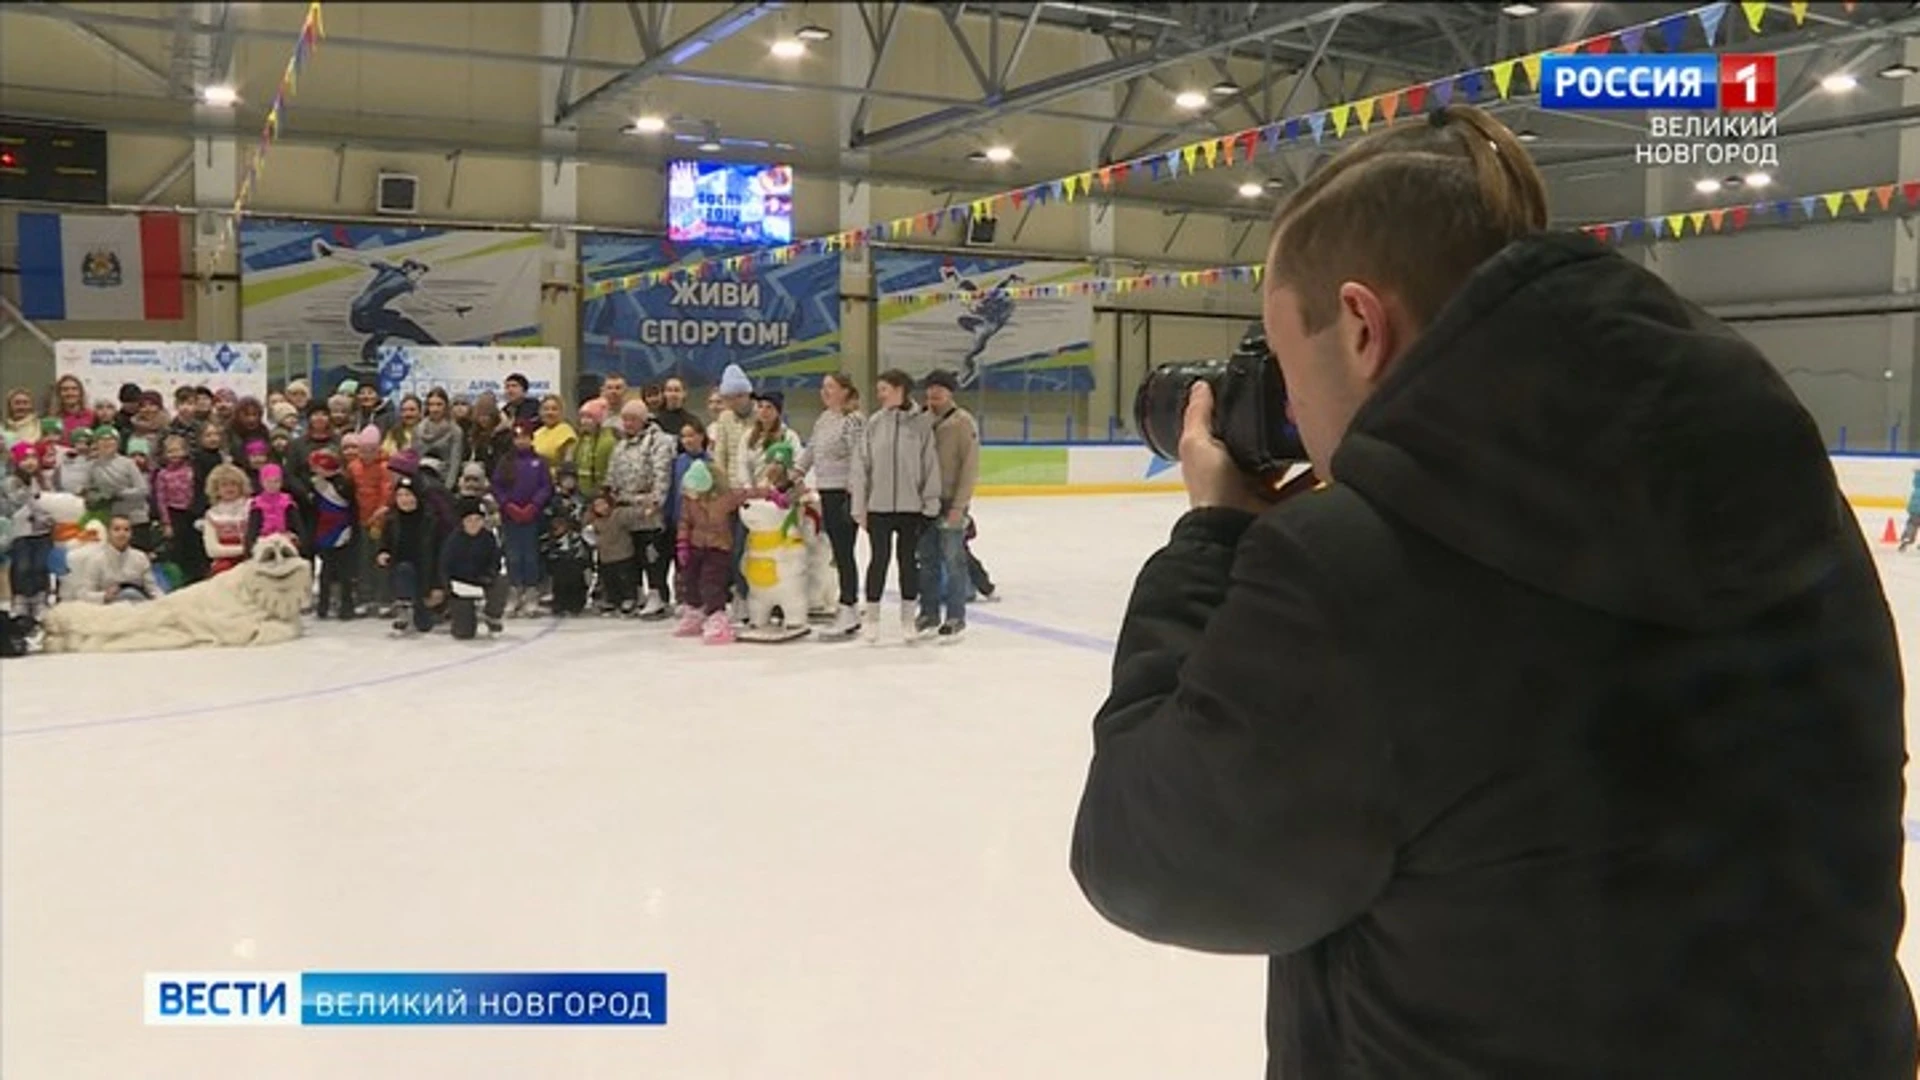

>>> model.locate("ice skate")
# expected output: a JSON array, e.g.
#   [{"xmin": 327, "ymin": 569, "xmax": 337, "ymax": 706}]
[
  {"xmin": 675, "ymin": 609, "xmax": 704, "ymax": 637},
  {"xmin": 819, "ymin": 603, "xmax": 860, "ymax": 641},
  {"xmin": 938, "ymin": 618, "xmax": 967, "ymax": 643},
  {"xmin": 860, "ymin": 603, "xmax": 880, "ymax": 644},
  {"xmin": 909, "ymin": 601, "xmax": 938, "ymax": 642},
  {"xmin": 702, "ymin": 610, "xmax": 736, "ymax": 645},
  {"xmin": 638, "ymin": 592, "xmax": 668, "ymax": 620}
]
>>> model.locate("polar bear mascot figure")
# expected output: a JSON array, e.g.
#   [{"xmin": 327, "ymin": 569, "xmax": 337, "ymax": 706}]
[
  {"xmin": 41, "ymin": 533, "xmax": 311, "ymax": 653},
  {"xmin": 794, "ymin": 490, "xmax": 838, "ymax": 619},
  {"xmin": 739, "ymin": 495, "xmax": 813, "ymax": 642}
]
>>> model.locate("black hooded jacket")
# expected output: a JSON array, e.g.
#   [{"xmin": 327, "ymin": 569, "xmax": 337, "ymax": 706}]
[{"xmin": 1071, "ymin": 234, "xmax": 1916, "ymax": 1077}]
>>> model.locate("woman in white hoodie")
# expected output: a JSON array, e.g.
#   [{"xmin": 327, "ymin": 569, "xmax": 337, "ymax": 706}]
[{"xmin": 850, "ymin": 369, "xmax": 941, "ymax": 642}]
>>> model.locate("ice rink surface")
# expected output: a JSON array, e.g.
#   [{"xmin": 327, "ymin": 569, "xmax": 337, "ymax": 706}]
[{"xmin": 2, "ymin": 493, "xmax": 1916, "ymax": 1079}]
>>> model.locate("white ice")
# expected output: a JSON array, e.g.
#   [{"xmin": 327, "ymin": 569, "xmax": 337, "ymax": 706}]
[{"xmin": 1, "ymin": 494, "xmax": 1914, "ymax": 1079}]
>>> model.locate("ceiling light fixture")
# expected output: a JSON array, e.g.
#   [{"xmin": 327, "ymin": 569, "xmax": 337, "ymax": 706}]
[
  {"xmin": 1744, "ymin": 171, "xmax": 1772, "ymax": 189},
  {"xmin": 1515, "ymin": 128, "xmax": 1540, "ymax": 142},
  {"xmin": 1502, "ymin": 3, "xmax": 1540, "ymax": 15},
  {"xmin": 1879, "ymin": 62, "xmax": 1919, "ymax": 80},
  {"xmin": 967, "ymin": 150, "xmax": 988, "ymax": 162},
  {"xmin": 1265, "ymin": 177, "xmax": 1286, "ymax": 190},
  {"xmin": 984, "ymin": 145, "xmax": 1014, "ymax": 163},
  {"xmin": 1237, "ymin": 181, "xmax": 1264, "ymax": 198},
  {"xmin": 1723, "ymin": 174, "xmax": 1744, "ymax": 187},
  {"xmin": 770, "ymin": 37, "xmax": 806, "ymax": 59},
  {"xmin": 1210, "ymin": 80, "xmax": 1239, "ymax": 96},
  {"xmin": 1694, "ymin": 177, "xmax": 1722, "ymax": 195},
  {"xmin": 199, "ymin": 84, "xmax": 239, "ymax": 107},
  {"xmin": 1821, "ymin": 72, "xmax": 1860, "ymax": 93},
  {"xmin": 628, "ymin": 114, "xmax": 668, "ymax": 135},
  {"xmin": 795, "ymin": 24, "xmax": 833, "ymax": 42},
  {"xmin": 1174, "ymin": 89, "xmax": 1209, "ymax": 110}
]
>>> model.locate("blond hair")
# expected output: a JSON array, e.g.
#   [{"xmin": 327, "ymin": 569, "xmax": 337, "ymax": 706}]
[{"xmin": 1267, "ymin": 105, "xmax": 1549, "ymax": 334}]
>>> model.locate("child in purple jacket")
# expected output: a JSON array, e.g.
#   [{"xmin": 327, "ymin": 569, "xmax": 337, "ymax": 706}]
[{"xmin": 491, "ymin": 419, "xmax": 553, "ymax": 616}]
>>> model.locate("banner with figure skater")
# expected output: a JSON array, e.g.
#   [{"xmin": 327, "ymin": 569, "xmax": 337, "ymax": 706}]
[
  {"xmin": 874, "ymin": 251, "xmax": 1094, "ymax": 392},
  {"xmin": 239, "ymin": 219, "xmax": 543, "ymax": 390}
]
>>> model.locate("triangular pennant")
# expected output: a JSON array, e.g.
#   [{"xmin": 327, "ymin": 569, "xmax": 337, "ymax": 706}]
[
  {"xmin": 1706, "ymin": 208, "xmax": 1725, "ymax": 231},
  {"xmin": 1740, "ymin": 1, "xmax": 1767, "ymax": 32},
  {"xmin": 1666, "ymin": 213, "xmax": 1687, "ymax": 237},
  {"xmin": 1238, "ymin": 130, "xmax": 1259, "ymax": 160},
  {"xmin": 1356, "ymin": 96, "xmax": 1376, "ymax": 131},
  {"xmin": 1096, "ymin": 167, "xmax": 1112, "ymax": 190},
  {"xmin": 1904, "ymin": 181, "xmax": 1920, "ymax": 205},
  {"xmin": 1801, "ymin": 195, "xmax": 1820, "ymax": 218},
  {"xmin": 1521, "ymin": 54, "xmax": 1543, "ymax": 91},
  {"xmin": 1587, "ymin": 34, "xmax": 1613, "ymax": 55},
  {"xmin": 1849, "ymin": 187, "xmax": 1871, "ymax": 213},
  {"xmin": 1010, "ymin": 189, "xmax": 1027, "ymax": 210},
  {"xmin": 1730, "ymin": 205, "xmax": 1750, "ymax": 230},
  {"xmin": 1330, "ymin": 103, "xmax": 1351, "ymax": 139},
  {"xmin": 1619, "ymin": 26, "xmax": 1647, "ymax": 54},
  {"xmin": 1843, "ymin": 0, "xmax": 1856, "ymax": 11},
  {"xmin": 1877, "ymin": 184, "xmax": 1897, "ymax": 210},
  {"xmin": 1307, "ymin": 111, "xmax": 1327, "ymax": 143},
  {"xmin": 1773, "ymin": 199, "xmax": 1791, "ymax": 218},
  {"xmin": 1823, "ymin": 192, "xmax": 1846, "ymax": 217},
  {"xmin": 1687, "ymin": 210, "xmax": 1706, "ymax": 234},
  {"xmin": 1379, "ymin": 90, "xmax": 1401, "ymax": 124},
  {"xmin": 1165, "ymin": 150, "xmax": 1181, "ymax": 178},
  {"xmin": 1789, "ymin": 1, "xmax": 1809, "ymax": 24},
  {"xmin": 1261, "ymin": 124, "xmax": 1283, "ymax": 152},
  {"xmin": 1406, "ymin": 84, "xmax": 1427, "ymax": 113},
  {"xmin": 1146, "ymin": 157, "xmax": 1165, "ymax": 181},
  {"xmin": 1660, "ymin": 14, "xmax": 1688, "ymax": 52},
  {"xmin": 1432, "ymin": 79, "xmax": 1454, "ymax": 107},
  {"xmin": 1610, "ymin": 222, "xmax": 1628, "ymax": 243},
  {"xmin": 1077, "ymin": 171, "xmax": 1094, "ymax": 197},
  {"xmin": 1114, "ymin": 162, "xmax": 1130, "ymax": 184},
  {"xmin": 1459, "ymin": 71, "xmax": 1482, "ymax": 100},
  {"xmin": 1489, "ymin": 60, "xmax": 1516, "ymax": 99},
  {"xmin": 1182, "ymin": 144, "xmax": 1199, "ymax": 173},
  {"xmin": 1283, "ymin": 117, "xmax": 1300, "ymax": 142},
  {"xmin": 1204, "ymin": 138, "xmax": 1222, "ymax": 167},
  {"xmin": 1698, "ymin": 2, "xmax": 1728, "ymax": 45}
]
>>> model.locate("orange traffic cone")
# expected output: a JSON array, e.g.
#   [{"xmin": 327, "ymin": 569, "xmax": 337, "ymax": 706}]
[{"xmin": 1884, "ymin": 518, "xmax": 1900, "ymax": 545}]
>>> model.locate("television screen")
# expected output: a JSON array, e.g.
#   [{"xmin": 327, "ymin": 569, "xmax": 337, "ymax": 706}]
[{"xmin": 666, "ymin": 161, "xmax": 793, "ymax": 246}]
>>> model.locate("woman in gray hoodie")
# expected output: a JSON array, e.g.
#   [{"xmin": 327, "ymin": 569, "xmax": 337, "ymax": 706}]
[
  {"xmin": 850, "ymin": 368, "xmax": 941, "ymax": 643},
  {"xmin": 797, "ymin": 372, "xmax": 866, "ymax": 637}
]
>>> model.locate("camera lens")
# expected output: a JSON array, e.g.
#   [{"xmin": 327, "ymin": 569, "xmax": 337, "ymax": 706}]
[{"xmin": 1134, "ymin": 361, "xmax": 1226, "ymax": 463}]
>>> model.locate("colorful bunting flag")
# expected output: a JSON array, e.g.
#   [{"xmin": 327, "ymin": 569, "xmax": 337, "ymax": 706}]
[
  {"xmin": 1432, "ymin": 79, "xmax": 1454, "ymax": 108},
  {"xmin": 1660, "ymin": 14, "xmax": 1689, "ymax": 52},
  {"xmin": 1740, "ymin": 1, "xmax": 1767, "ymax": 32},
  {"xmin": 1699, "ymin": 2, "xmax": 1729, "ymax": 45},
  {"xmin": 1687, "ymin": 211, "xmax": 1707, "ymax": 234},
  {"xmin": 1823, "ymin": 192, "xmax": 1845, "ymax": 217},
  {"xmin": 1587, "ymin": 34, "xmax": 1613, "ymax": 55},
  {"xmin": 1406, "ymin": 84, "xmax": 1428, "ymax": 114},
  {"xmin": 1619, "ymin": 26, "xmax": 1647, "ymax": 54},
  {"xmin": 1789, "ymin": 2, "xmax": 1809, "ymax": 24},
  {"xmin": 1307, "ymin": 112, "xmax": 1327, "ymax": 143},
  {"xmin": 1849, "ymin": 188, "xmax": 1871, "ymax": 213},
  {"xmin": 1879, "ymin": 184, "xmax": 1899, "ymax": 210},
  {"xmin": 1330, "ymin": 103, "xmax": 1352, "ymax": 139},
  {"xmin": 1667, "ymin": 213, "xmax": 1688, "ymax": 237},
  {"xmin": 1489, "ymin": 60, "xmax": 1516, "ymax": 99},
  {"xmin": 1379, "ymin": 90, "xmax": 1401, "ymax": 124},
  {"xmin": 1520, "ymin": 54, "xmax": 1543, "ymax": 92},
  {"xmin": 1706, "ymin": 208, "xmax": 1725, "ymax": 231},
  {"xmin": 1800, "ymin": 195, "xmax": 1819, "ymax": 218},
  {"xmin": 1356, "ymin": 96, "xmax": 1376, "ymax": 132}
]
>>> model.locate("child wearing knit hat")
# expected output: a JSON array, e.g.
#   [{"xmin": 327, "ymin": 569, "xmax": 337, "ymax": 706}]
[
  {"xmin": 3, "ymin": 440, "xmax": 54, "ymax": 619},
  {"xmin": 346, "ymin": 423, "xmax": 394, "ymax": 614},
  {"xmin": 306, "ymin": 446, "xmax": 360, "ymax": 619}
]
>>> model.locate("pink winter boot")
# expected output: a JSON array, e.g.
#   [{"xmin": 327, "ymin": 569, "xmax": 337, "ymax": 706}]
[
  {"xmin": 702, "ymin": 611, "xmax": 736, "ymax": 645},
  {"xmin": 674, "ymin": 608, "xmax": 704, "ymax": 637}
]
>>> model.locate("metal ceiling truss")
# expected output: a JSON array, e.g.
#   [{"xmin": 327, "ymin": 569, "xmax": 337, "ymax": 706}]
[
  {"xmin": 555, "ymin": 1, "xmax": 780, "ymax": 125},
  {"xmin": 846, "ymin": 2, "xmax": 1386, "ymax": 153},
  {"xmin": 850, "ymin": 2, "xmax": 908, "ymax": 141}
]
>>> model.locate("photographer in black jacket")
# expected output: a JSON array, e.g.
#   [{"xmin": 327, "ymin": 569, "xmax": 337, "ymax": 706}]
[{"xmin": 1071, "ymin": 104, "xmax": 1916, "ymax": 1077}]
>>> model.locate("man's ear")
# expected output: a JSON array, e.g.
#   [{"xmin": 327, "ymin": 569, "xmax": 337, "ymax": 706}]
[{"xmin": 1336, "ymin": 282, "xmax": 1400, "ymax": 384}]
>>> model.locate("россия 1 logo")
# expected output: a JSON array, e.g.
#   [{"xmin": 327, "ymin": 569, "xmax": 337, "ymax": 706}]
[{"xmin": 1540, "ymin": 53, "xmax": 1779, "ymax": 171}]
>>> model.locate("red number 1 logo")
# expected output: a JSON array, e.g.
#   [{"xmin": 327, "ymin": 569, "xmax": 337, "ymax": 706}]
[{"xmin": 1720, "ymin": 54, "xmax": 1777, "ymax": 111}]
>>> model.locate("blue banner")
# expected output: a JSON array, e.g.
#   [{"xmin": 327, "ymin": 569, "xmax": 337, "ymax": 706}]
[
  {"xmin": 145, "ymin": 970, "xmax": 665, "ymax": 1026},
  {"xmin": 581, "ymin": 234, "xmax": 840, "ymax": 391}
]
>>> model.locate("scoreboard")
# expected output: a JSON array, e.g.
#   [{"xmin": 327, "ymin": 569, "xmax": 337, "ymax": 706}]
[{"xmin": 0, "ymin": 117, "xmax": 109, "ymax": 205}]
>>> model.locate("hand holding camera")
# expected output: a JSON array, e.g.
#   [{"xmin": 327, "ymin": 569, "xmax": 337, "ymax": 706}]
[{"xmin": 1136, "ymin": 320, "xmax": 1314, "ymax": 510}]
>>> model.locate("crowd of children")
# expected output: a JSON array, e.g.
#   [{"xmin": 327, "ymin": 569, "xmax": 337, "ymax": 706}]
[{"xmin": 1, "ymin": 364, "xmax": 995, "ymax": 651}]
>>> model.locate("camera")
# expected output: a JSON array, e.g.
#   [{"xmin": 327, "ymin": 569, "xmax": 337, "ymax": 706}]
[{"xmin": 1133, "ymin": 320, "xmax": 1306, "ymax": 483}]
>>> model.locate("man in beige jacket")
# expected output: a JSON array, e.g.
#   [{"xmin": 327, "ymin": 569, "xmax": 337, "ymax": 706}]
[{"xmin": 915, "ymin": 369, "xmax": 980, "ymax": 641}]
